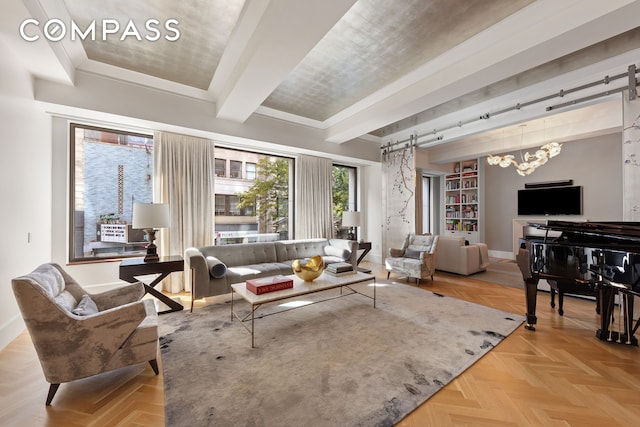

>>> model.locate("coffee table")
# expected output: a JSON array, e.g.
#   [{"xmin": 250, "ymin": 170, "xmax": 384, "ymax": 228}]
[{"xmin": 231, "ymin": 271, "xmax": 376, "ymax": 348}]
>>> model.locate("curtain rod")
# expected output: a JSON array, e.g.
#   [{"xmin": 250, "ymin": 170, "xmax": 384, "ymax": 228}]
[{"xmin": 381, "ymin": 64, "xmax": 639, "ymax": 155}]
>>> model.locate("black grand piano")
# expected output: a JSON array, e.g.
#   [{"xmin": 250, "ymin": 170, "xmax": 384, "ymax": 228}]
[{"xmin": 517, "ymin": 220, "xmax": 640, "ymax": 345}]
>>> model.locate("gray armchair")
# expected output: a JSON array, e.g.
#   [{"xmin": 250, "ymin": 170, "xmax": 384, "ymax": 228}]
[
  {"xmin": 11, "ymin": 263, "xmax": 159, "ymax": 405},
  {"xmin": 385, "ymin": 233, "xmax": 439, "ymax": 284}
]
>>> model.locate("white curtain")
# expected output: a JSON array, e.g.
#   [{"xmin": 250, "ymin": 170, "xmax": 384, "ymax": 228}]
[
  {"xmin": 154, "ymin": 131, "xmax": 215, "ymax": 293},
  {"xmin": 295, "ymin": 155, "xmax": 334, "ymax": 239}
]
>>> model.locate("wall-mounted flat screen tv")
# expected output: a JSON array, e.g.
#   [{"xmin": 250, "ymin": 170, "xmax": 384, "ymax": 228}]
[{"xmin": 517, "ymin": 186, "xmax": 582, "ymax": 215}]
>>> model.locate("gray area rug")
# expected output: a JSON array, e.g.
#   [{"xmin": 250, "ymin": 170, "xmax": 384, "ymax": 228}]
[
  {"xmin": 159, "ymin": 281, "xmax": 524, "ymax": 426},
  {"xmin": 471, "ymin": 260, "xmax": 523, "ymax": 289}
]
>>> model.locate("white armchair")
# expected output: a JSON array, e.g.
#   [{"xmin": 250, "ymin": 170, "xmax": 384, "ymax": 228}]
[
  {"xmin": 435, "ymin": 235, "xmax": 490, "ymax": 275},
  {"xmin": 385, "ymin": 233, "xmax": 439, "ymax": 284}
]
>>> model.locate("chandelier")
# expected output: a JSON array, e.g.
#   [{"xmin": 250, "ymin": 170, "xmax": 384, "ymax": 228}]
[{"xmin": 487, "ymin": 125, "xmax": 562, "ymax": 176}]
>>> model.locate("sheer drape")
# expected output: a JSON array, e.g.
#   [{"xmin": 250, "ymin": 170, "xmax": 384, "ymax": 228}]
[
  {"xmin": 153, "ymin": 131, "xmax": 215, "ymax": 293},
  {"xmin": 295, "ymin": 155, "xmax": 334, "ymax": 239}
]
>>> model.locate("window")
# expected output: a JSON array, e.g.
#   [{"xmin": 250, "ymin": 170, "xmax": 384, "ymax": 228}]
[
  {"xmin": 215, "ymin": 194, "xmax": 226, "ymax": 215},
  {"xmin": 69, "ymin": 124, "xmax": 153, "ymax": 262},
  {"xmin": 215, "ymin": 195, "xmax": 250, "ymax": 216},
  {"xmin": 246, "ymin": 162, "xmax": 256, "ymax": 180},
  {"xmin": 422, "ymin": 175, "xmax": 432, "ymax": 234},
  {"xmin": 244, "ymin": 201, "xmax": 256, "ymax": 216},
  {"xmin": 230, "ymin": 160, "xmax": 242, "ymax": 178},
  {"xmin": 69, "ymin": 128, "xmax": 295, "ymax": 257},
  {"xmin": 332, "ymin": 165, "xmax": 357, "ymax": 239},
  {"xmin": 214, "ymin": 147, "xmax": 293, "ymax": 244},
  {"xmin": 228, "ymin": 195, "xmax": 241, "ymax": 215},
  {"xmin": 215, "ymin": 158, "xmax": 226, "ymax": 177}
]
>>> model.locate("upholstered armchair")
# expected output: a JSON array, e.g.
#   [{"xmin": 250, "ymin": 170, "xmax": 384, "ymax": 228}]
[
  {"xmin": 385, "ymin": 233, "xmax": 439, "ymax": 284},
  {"xmin": 435, "ymin": 235, "xmax": 490, "ymax": 275},
  {"xmin": 11, "ymin": 263, "xmax": 159, "ymax": 405}
]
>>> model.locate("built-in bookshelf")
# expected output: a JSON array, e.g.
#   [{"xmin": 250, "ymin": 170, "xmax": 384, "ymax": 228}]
[{"xmin": 444, "ymin": 159, "xmax": 480, "ymax": 244}]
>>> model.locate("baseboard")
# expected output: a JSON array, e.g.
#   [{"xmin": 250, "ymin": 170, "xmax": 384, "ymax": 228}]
[
  {"xmin": 489, "ymin": 250, "xmax": 514, "ymax": 260},
  {"xmin": 0, "ymin": 314, "xmax": 25, "ymax": 351},
  {"xmin": 84, "ymin": 281, "xmax": 130, "ymax": 293},
  {"xmin": 366, "ymin": 254, "xmax": 383, "ymax": 265}
]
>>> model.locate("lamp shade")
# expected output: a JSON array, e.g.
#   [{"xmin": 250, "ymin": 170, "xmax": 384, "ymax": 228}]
[
  {"xmin": 132, "ymin": 203, "xmax": 170, "ymax": 229},
  {"xmin": 341, "ymin": 211, "xmax": 361, "ymax": 227}
]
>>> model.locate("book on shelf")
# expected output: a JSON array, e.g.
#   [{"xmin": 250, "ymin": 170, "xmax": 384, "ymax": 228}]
[{"xmin": 246, "ymin": 275, "xmax": 294, "ymax": 295}]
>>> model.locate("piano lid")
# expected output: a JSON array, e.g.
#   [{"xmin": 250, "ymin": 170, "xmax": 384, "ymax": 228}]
[{"xmin": 525, "ymin": 220, "xmax": 640, "ymax": 247}]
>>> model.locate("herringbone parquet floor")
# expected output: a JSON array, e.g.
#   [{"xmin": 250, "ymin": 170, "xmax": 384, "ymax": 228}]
[{"xmin": 2, "ymin": 261, "xmax": 640, "ymax": 426}]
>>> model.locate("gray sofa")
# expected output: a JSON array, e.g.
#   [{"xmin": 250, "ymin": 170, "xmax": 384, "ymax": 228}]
[{"xmin": 185, "ymin": 238, "xmax": 358, "ymax": 310}]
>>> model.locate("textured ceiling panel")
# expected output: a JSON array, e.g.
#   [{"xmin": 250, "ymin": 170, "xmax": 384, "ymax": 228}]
[
  {"xmin": 370, "ymin": 27, "xmax": 640, "ymax": 137},
  {"xmin": 262, "ymin": 0, "xmax": 534, "ymax": 122},
  {"xmin": 64, "ymin": 0, "xmax": 245, "ymax": 89}
]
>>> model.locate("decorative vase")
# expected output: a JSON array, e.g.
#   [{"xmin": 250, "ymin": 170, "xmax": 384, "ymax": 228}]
[{"xmin": 292, "ymin": 255, "xmax": 324, "ymax": 281}]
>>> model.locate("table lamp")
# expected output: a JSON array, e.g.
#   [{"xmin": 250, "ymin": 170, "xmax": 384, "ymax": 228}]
[
  {"xmin": 132, "ymin": 202, "xmax": 170, "ymax": 262},
  {"xmin": 341, "ymin": 211, "xmax": 361, "ymax": 240}
]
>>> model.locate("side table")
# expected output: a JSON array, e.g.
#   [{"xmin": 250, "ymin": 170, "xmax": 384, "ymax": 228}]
[
  {"xmin": 356, "ymin": 241, "xmax": 372, "ymax": 273},
  {"xmin": 119, "ymin": 255, "xmax": 184, "ymax": 314}
]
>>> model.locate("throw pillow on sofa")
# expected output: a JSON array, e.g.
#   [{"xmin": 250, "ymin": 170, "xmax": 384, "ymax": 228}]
[
  {"xmin": 404, "ymin": 248, "xmax": 422, "ymax": 259},
  {"xmin": 72, "ymin": 294, "xmax": 99, "ymax": 316},
  {"xmin": 54, "ymin": 290, "xmax": 78, "ymax": 312},
  {"xmin": 324, "ymin": 245, "xmax": 351, "ymax": 260},
  {"xmin": 206, "ymin": 256, "xmax": 228, "ymax": 279}
]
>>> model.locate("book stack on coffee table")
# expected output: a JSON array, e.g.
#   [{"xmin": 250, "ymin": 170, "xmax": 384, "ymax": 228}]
[
  {"xmin": 325, "ymin": 262, "xmax": 355, "ymax": 277},
  {"xmin": 246, "ymin": 275, "xmax": 294, "ymax": 294}
]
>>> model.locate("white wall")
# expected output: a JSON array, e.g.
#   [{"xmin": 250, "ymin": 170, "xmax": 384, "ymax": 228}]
[
  {"xmin": 362, "ymin": 163, "xmax": 383, "ymax": 264},
  {"xmin": 484, "ymin": 133, "xmax": 622, "ymax": 256},
  {"xmin": 0, "ymin": 41, "xmax": 52, "ymax": 349},
  {"xmin": 415, "ymin": 132, "xmax": 623, "ymax": 259},
  {"xmin": 35, "ymin": 71, "xmax": 381, "ymax": 164}
]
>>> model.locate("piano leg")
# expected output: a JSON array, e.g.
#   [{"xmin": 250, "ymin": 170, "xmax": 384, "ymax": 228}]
[
  {"xmin": 516, "ymin": 247, "xmax": 538, "ymax": 331},
  {"xmin": 597, "ymin": 286, "xmax": 615, "ymax": 342},
  {"xmin": 524, "ymin": 279, "xmax": 538, "ymax": 331},
  {"xmin": 622, "ymin": 293, "xmax": 638, "ymax": 346},
  {"xmin": 595, "ymin": 286, "xmax": 638, "ymax": 345}
]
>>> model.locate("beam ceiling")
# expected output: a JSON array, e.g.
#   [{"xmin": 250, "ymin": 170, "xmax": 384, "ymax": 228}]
[{"xmin": 1, "ymin": 0, "xmax": 638, "ymax": 152}]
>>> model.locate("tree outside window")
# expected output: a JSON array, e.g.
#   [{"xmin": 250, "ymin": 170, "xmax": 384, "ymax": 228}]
[
  {"xmin": 333, "ymin": 165, "xmax": 357, "ymax": 239},
  {"xmin": 237, "ymin": 157, "xmax": 290, "ymax": 236}
]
